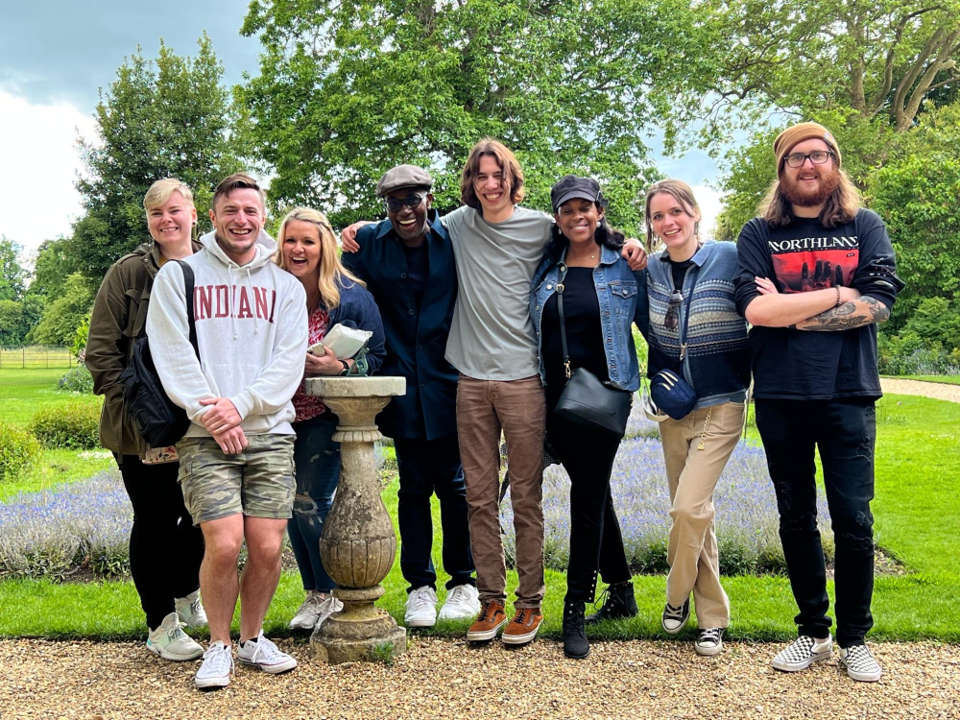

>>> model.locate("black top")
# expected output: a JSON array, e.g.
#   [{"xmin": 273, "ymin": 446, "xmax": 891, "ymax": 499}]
[
  {"xmin": 541, "ymin": 267, "xmax": 609, "ymax": 411},
  {"xmin": 734, "ymin": 210, "xmax": 903, "ymax": 400},
  {"xmin": 401, "ymin": 240, "xmax": 429, "ymax": 308},
  {"xmin": 667, "ymin": 257, "xmax": 694, "ymax": 291}
]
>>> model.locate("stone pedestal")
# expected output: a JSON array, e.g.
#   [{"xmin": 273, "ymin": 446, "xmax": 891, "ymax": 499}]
[{"xmin": 303, "ymin": 376, "xmax": 406, "ymax": 664}]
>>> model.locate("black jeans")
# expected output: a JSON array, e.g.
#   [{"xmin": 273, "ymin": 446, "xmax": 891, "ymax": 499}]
[
  {"xmin": 547, "ymin": 413, "xmax": 631, "ymax": 604},
  {"xmin": 118, "ymin": 454, "xmax": 205, "ymax": 630},
  {"xmin": 754, "ymin": 398, "xmax": 877, "ymax": 648},
  {"xmin": 394, "ymin": 435, "xmax": 475, "ymax": 592}
]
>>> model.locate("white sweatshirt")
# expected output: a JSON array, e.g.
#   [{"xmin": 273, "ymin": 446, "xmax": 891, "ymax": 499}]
[{"xmin": 146, "ymin": 229, "xmax": 308, "ymax": 437}]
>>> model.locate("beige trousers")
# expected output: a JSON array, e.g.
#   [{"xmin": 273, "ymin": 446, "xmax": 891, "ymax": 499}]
[{"xmin": 660, "ymin": 401, "xmax": 744, "ymax": 628}]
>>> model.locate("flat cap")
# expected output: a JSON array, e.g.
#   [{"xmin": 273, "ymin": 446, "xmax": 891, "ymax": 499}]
[{"xmin": 375, "ymin": 165, "xmax": 433, "ymax": 198}]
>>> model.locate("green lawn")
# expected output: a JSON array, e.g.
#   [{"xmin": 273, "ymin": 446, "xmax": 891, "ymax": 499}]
[
  {"xmin": 0, "ymin": 368, "xmax": 111, "ymax": 499},
  {"xmin": 1, "ymin": 393, "xmax": 958, "ymax": 643},
  {"xmin": 896, "ymin": 375, "xmax": 960, "ymax": 386}
]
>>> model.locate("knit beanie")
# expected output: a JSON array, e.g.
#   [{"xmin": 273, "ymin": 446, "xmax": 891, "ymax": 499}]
[{"xmin": 774, "ymin": 122, "xmax": 842, "ymax": 175}]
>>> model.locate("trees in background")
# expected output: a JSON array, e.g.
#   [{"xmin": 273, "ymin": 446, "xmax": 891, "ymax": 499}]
[
  {"xmin": 66, "ymin": 35, "xmax": 250, "ymax": 286},
  {"xmin": 240, "ymin": 0, "xmax": 713, "ymax": 232}
]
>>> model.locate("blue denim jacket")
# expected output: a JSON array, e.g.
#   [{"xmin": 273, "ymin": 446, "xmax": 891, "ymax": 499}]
[{"xmin": 531, "ymin": 242, "xmax": 644, "ymax": 392}]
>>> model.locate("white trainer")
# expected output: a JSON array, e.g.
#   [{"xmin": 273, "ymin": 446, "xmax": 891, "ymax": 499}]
[
  {"xmin": 438, "ymin": 584, "xmax": 481, "ymax": 621},
  {"xmin": 237, "ymin": 632, "xmax": 298, "ymax": 674},
  {"xmin": 175, "ymin": 590, "xmax": 208, "ymax": 629},
  {"xmin": 195, "ymin": 641, "xmax": 233, "ymax": 690},
  {"xmin": 289, "ymin": 593, "xmax": 343, "ymax": 630},
  {"xmin": 146, "ymin": 611, "xmax": 204, "ymax": 662},
  {"xmin": 404, "ymin": 586, "xmax": 438, "ymax": 627},
  {"xmin": 839, "ymin": 644, "xmax": 882, "ymax": 682},
  {"xmin": 772, "ymin": 634, "xmax": 833, "ymax": 672}
]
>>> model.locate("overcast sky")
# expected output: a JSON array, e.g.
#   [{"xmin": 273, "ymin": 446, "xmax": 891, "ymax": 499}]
[{"xmin": 0, "ymin": 1, "xmax": 722, "ymax": 261}]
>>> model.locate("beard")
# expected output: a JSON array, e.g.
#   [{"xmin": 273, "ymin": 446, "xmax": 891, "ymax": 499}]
[{"xmin": 780, "ymin": 167, "xmax": 841, "ymax": 207}]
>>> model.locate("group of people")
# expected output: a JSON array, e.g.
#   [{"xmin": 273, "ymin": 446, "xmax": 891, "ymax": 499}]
[{"xmin": 85, "ymin": 121, "xmax": 901, "ymax": 691}]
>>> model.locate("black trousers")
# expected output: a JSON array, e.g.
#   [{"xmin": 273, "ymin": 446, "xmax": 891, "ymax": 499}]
[
  {"xmin": 394, "ymin": 435, "xmax": 475, "ymax": 592},
  {"xmin": 547, "ymin": 413, "xmax": 631, "ymax": 604},
  {"xmin": 118, "ymin": 454, "xmax": 205, "ymax": 630},
  {"xmin": 754, "ymin": 398, "xmax": 877, "ymax": 648}
]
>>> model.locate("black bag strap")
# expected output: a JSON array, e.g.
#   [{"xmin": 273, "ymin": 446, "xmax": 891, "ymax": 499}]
[
  {"xmin": 678, "ymin": 264, "xmax": 700, "ymax": 361},
  {"xmin": 173, "ymin": 260, "xmax": 200, "ymax": 361},
  {"xmin": 556, "ymin": 250, "xmax": 572, "ymax": 379}
]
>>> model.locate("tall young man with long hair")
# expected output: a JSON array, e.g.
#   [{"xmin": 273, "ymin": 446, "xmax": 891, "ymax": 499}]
[{"xmin": 734, "ymin": 123, "xmax": 903, "ymax": 682}]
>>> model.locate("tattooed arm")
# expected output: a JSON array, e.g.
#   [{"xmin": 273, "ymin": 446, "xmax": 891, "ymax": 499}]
[{"xmin": 793, "ymin": 296, "xmax": 891, "ymax": 332}]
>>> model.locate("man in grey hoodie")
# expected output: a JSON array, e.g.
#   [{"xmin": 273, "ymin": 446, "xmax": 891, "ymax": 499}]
[{"xmin": 147, "ymin": 174, "xmax": 308, "ymax": 690}]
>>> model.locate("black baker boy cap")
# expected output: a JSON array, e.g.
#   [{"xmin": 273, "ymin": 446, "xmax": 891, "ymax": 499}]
[{"xmin": 550, "ymin": 175, "xmax": 606, "ymax": 213}]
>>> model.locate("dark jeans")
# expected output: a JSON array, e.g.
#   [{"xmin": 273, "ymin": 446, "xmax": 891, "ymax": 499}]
[
  {"xmin": 546, "ymin": 413, "xmax": 631, "ymax": 604},
  {"xmin": 395, "ymin": 435, "xmax": 475, "ymax": 592},
  {"xmin": 289, "ymin": 412, "xmax": 341, "ymax": 593},
  {"xmin": 755, "ymin": 398, "xmax": 877, "ymax": 648},
  {"xmin": 118, "ymin": 454, "xmax": 204, "ymax": 630}
]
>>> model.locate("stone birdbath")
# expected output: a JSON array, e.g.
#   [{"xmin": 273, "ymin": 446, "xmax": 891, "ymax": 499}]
[{"xmin": 303, "ymin": 375, "xmax": 406, "ymax": 664}]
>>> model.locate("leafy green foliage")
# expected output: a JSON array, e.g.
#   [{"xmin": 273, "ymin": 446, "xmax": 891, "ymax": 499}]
[
  {"xmin": 57, "ymin": 366, "xmax": 94, "ymax": 394},
  {"xmin": 27, "ymin": 239, "xmax": 80, "ymax": 302},
  {"xmin": 27, "ymin": 274, "xmax": 95, "ymax": 348},
  {"xmin": 240, "ymin": 0, "xmax": 712, "ymax": 231},
  {"xmin": 0, "ymin": 239, "xmax": 27, "ymax": 303},
  {"xmin": 0, "ymin": 423, "xmax": 41, "ymax": 483},
  {"xmin": 29, "ymin": 399, "xmax": 102, "ymax": 450},
  {"xmin": 66, "ymin": 36, "xmax": 250, "ymax": 284}
]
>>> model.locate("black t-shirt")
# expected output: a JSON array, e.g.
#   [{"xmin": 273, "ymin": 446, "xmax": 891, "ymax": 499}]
[
  {"xmin": 667, "ymin": 257, "xmax": 694, "ymax": 291},
  {"xmin": 541, "ymin": 267, "xmax": 609, "ymax": 410},
  {"xmin": 734, "ymin": 210, "xmax": 902, "ymax": 400},
  {"xmin": 401, "ymin": 240, "xmax": 429, "ymax": 309}
]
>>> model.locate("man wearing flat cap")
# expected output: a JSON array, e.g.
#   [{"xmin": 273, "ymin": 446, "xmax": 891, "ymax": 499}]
[
  {"xmin": 734, "ymin": 122, "xmax": 903, "ymax": 682},
  {"xmin": 341, "ymin": 165, "xmax": 479, "ymax": 629}
]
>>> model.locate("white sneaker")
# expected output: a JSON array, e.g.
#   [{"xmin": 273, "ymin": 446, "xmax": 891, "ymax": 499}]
[
  {"xmin": 772, "ymin": 634, "xmax": 833, "ymax": 672},
  {"xmin": 839, "ymin": 643, "xmax": 882, "ymax": 682},
  {"xmin": 146, "ymin": 611, "xmax": 204, "ymax": 662},
  {"xmin": 438, "ymin": 584, "xmax": 481, "ymax": 621},
  {"xmin": 237, "ymin": 632, "xmax": 298, "ymax": 674},
  {"xmin": 195, "ymin": 641, "xmax": 233, "ymax": 690},
  {"xmin": 289, "ymin": 593, "xmax": 343, "ymax": 630},
  {"xmin": 404, "ymin": 586, "xmax": 438, "ymax": 627},
  {"xmin": 175, "ymin": 590, "xmax": 208, "ymax": 629}
]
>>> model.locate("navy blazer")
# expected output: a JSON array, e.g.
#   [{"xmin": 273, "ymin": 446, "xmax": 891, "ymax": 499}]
[
  {"xmin": 326, "ymin": 277, "xmax": 387, "ymax": 375},
  {"xmin": 342, "ymin": 211, "xmax": 459, "ymax": 440}
]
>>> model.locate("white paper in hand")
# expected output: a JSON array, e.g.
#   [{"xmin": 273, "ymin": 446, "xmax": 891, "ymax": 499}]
[{"xmin": 322, "ymin": 324, "xmax": 373, "ymax": 360}]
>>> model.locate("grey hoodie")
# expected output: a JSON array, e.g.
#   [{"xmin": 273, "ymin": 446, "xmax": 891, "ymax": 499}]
[{"xmin": 146, "ymin": 229, "xmax": 308, "ymax": 437}]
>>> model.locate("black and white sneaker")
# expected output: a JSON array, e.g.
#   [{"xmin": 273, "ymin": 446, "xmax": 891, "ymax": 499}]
[
  {"xmin": 771, "ymin": 634, "xmax": 833, "ymax": 672},
  {"xmin": 694, "ymin": 627, "xmax": 724, "ymax": 656},
  {"xmin": 661, "ymin": 599, "xmax": 690, "ymax": 634},
  {"xmin": 839, "ymin": 643, "xmax": 882, "ymax": 682}
]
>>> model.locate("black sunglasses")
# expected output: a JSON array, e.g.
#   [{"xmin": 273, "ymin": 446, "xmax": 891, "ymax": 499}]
[
  {"xmin": 384, "ymin": 193, "xmax": 426, "ymax": 213},
  {"xmin": 664, "ymin": 290, "xmax": 683, "ymax": 330}
]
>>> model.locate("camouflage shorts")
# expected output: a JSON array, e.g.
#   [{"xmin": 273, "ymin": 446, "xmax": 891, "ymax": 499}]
[{"xmin": 177, "ymin": 434, "xmax": 296, "ymax": 525}]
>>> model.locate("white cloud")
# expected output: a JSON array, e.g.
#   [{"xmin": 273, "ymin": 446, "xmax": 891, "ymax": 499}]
[{"xmin": 0, "ymin": 91, "xmax": 97, "ymax": 256}]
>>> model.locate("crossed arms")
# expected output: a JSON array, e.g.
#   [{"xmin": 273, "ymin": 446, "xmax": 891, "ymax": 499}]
[{"xmin": 747, "ymin": 277, "xmax": 890, "ymax": 332}]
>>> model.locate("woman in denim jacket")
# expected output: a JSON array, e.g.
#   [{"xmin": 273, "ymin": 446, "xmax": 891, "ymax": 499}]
[
  {"xmin": 638, "ymin": 180, "xmax": 750, "ymax": 657},
  {"xmin": 274, "ymin": 207, "xmax": 386, "ymax": 632},
  {"xmin": 530, "ymin": 176, "xmax": 646, "ymax": 659}
]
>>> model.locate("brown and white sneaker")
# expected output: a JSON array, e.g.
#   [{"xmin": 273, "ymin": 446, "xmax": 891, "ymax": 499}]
[
  {"xmin": 502, "ymin": 607, "xmax": 543, "ymax": 646},
  {"xmin": 466, "ymin": 600, "xmax": 507, "ymax": 642}
]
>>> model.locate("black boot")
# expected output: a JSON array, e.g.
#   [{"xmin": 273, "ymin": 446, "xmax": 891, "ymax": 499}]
[
  {"xmin": 563, "ymin": 602, "xmax": 589, "ymax": 659},
  {"xmin": 585, "ymin": 581, "xmax": 639, "ymax": 624}
]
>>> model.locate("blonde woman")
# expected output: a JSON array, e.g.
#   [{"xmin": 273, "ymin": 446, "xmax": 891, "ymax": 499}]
[
  {"xmin": 86, "ymin": 178, "xmax": 207, "ymax": 661},
  {"xmin": 274, "ymin": 207, "xmax": 386, "ymax": 631}
]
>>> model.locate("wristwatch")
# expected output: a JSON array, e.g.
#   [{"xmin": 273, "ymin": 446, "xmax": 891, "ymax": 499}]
[{"xmin": 338, "ymin": 360, "xmax": 350, "ymax": 376}]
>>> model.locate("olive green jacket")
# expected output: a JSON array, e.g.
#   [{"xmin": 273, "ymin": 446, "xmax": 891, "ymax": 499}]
[{"xmin": 86, "ymin": 241, "xmax": 202, "ymax": 459}]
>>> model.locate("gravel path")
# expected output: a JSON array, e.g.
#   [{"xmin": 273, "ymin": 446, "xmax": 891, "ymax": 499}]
[
  {"xmin": 881, "ymin": 377, "xmax": 960, "ymax": 403},
  {"xmin": 3, "ymin": 637, "xmax": 959, "ymax": 719}
]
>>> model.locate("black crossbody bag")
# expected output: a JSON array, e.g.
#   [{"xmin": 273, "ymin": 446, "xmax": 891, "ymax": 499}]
[
  {"xmin": 119, "ymin": 260, "xmax": 200, "ymax": 447},
  {"xmin": 552, "ymin": 257, "xmax": 633, "ymax": 438}
]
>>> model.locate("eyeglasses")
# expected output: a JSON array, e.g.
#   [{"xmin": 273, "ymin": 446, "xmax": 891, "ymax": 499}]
[
  {"xmin": 664, "ymin": 290, "xmax": 683, "ymax": 330},
  {"xmin": 384, "ymin": 194, "xmax": 426, "ymax": 213},
  {"xmin": 783, "ymin": 150, "xmax": 834, "ymax": 168}
]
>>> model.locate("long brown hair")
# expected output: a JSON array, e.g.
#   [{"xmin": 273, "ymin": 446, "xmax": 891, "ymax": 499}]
[
  {"xmin": 459, "ymin": 138, "xmax": 525, "ymax": 210},
  {"xmin": 274, "ymin": 207, "xmax": 365, "ymax": 311},
  {"xmin": 760, "ymin": 170, "xmax": 860, "ymax": 228}
]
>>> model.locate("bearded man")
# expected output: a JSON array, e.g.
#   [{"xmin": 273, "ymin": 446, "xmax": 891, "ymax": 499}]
[{"xmin": 733, "ymin": 122, "xmax": 903, "ymax": 682}]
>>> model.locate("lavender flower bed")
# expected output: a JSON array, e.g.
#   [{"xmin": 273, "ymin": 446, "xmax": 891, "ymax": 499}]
[
  {"xmin": 503, "ymin": 426, "xmax": 834, "ymax": 576},
  {"xmin": 0, "ymin": 471, "xmax": 131, "ymax": 579}
]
